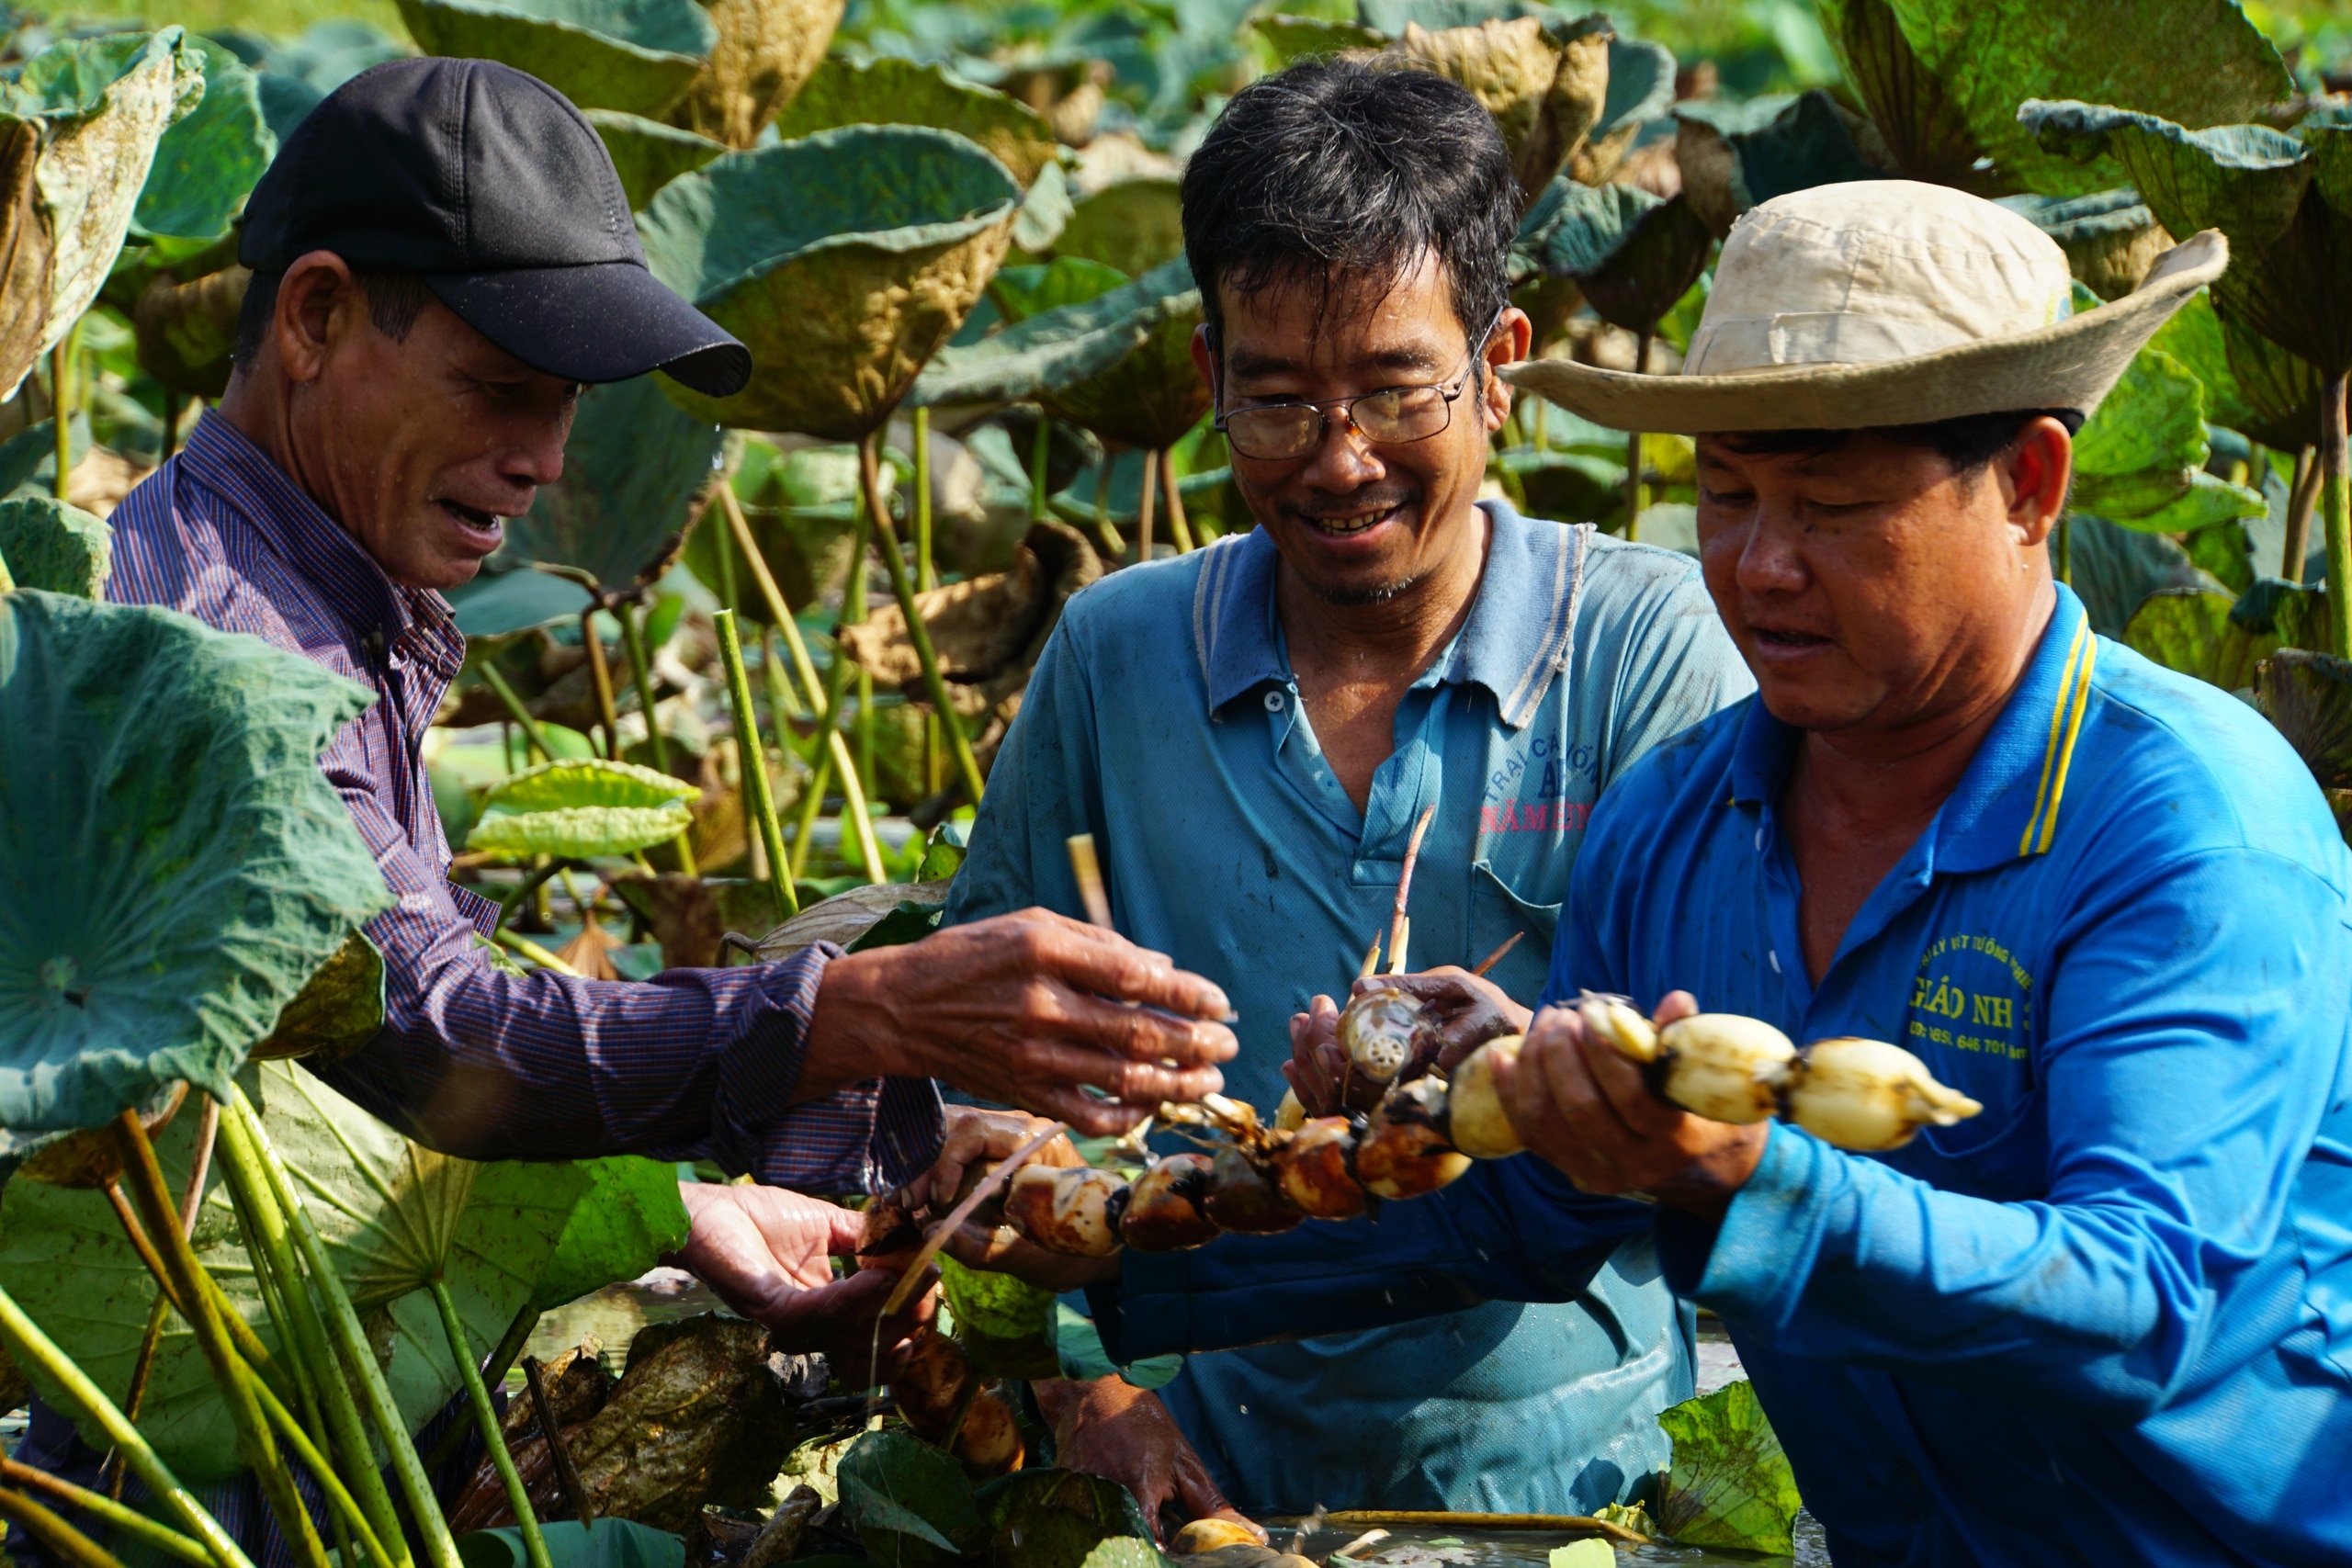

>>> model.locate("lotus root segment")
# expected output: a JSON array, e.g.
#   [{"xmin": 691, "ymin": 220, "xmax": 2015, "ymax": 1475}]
[
  {"xmin": 1356, "ymin": 1076, "xmax": 1473, "ymax": 1199},
  {"xmin": 1444, "ymin": 1034, "xmax": 1524, "ymax": 1158},
  {"xmin": 1650, "ymin": 1013, "xmax": 1798, "ymax": 1123},
  {"xmin": 1201, "ymin": 1145, "xmax": 1306, "ymax": 1234},
  {"xmin": 1788, "ymin": 1037, "xmax": 1984, "ymax": 1150},
  {"xmin": 1272, "ymin": 1116, "xmax": 1368, "ymax": 1218},
  {"xmin": 1340, "ymin": 986, "xmax": 1436, "ymax": 1085},
  {"xmin": 1119, "ymin": 1152, "xmax": 1220, "ymax": 1251},
  {"xmin": 1002, "ymin": 1164, "xmax": 1125, "ymax": 1257}
]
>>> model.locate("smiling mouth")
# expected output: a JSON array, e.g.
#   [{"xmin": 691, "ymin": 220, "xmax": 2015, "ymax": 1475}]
[
  {"xmin": 1753, "ymin": 626, "xmax": 1832, "ymax": 650},
  {"xmin": 1298, "ymin": 502, "xmax": 1406, "ymax": 537}
]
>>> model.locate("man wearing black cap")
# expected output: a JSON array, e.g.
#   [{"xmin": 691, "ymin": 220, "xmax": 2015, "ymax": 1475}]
[{"xmin": 45, "ymin": 59, "xmax": 1238, "ymax": 1551}]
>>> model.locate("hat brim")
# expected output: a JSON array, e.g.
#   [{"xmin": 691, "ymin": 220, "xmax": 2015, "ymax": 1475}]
[
  {"xmin": 1500, "ymin": 230, "xmax": 2228, "ymax": 435},
  {"xmin": 426, "ymin": 262, "xmax": 753, "ymax": 399}
]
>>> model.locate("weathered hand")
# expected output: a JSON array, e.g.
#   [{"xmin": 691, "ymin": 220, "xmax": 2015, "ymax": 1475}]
[
  {"xmin": 807, "ymin": 909, "xmax": 1238, "ymax": 1135},
  {"xmin": 1283, "ymin": 968, "xmax": 1534, "ymax": 1116},
  {"xmin": 672, "ymin": 1181, "xmax": 937, "ymax": 1382},
  {"xmin": 908, "ymin": 1104, "xmax": 1085, "ymax": 1213},
  {"xmin": 1282, "ymin": 992, "xmax": 1350, "ymax": 1117},
  {"xmin": 937, "ymin": 1212, "xmax": 1123, "ymax": 1292},
  {"xmin": 1492, "ymin": 989, "xmax": 1768, "ymax": 1219},
  {"xmin": 1033, "ymin": 1377, "xmax": 1263, "ymax": 1546}
]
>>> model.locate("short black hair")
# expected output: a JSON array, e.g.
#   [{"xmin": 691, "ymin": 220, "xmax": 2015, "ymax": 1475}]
[
  {"xmin": 232, "ymin": 267, "xmax": 437, "ymax": 367},
  {"xmin": 1713, "ymin": 409, "xmax": 2088, "ymax": 477},
  {"xmin": 1181, "ymin": 57, "xmax": 1519, "ymax": 366}
]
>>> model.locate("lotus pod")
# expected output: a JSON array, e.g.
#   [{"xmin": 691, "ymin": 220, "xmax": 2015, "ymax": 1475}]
[
  {"xmin": 393, "ymin": 0, "xmax": 716, "ymax": 118},
  {"xmin": 640, "ymin": 125, "xmax": 1023, "ymax": 438},
  {"xmin": 1118, "ymin": 1152, "xmax": 1219, "ymax": 1252},
  {"xmin": 670, "ymin": 0, "xmax": 843, "ymax": 148},
  {"xmin": 1201, "ymin": 1145, "xmax": 1304, "ymax": 1235},
  {"xmin": 1787, "ymin": 1038, "xmax": 1983, "ymax": 1151},
  {"xmin": 1339, "ymin": 986, "xmax": 1436, "ymax": 1087},
  {"xmin": 1386, "ymin": 15, "xmax": 1610, "ymax": 202},
  {"xmin": 1272, "ymin": 1117, "xmax": 1365, "ymax": 1220},
  {"xmin": 1443, "ymin": 1034, "xmax": 1522, "ymax": 1159},
  {"xmin": 1356, "ymin": 1077, "xmax": 1470, "ymax": 1200},
  {"xmin": 1002, "ymin": 1164, "xmax": 1125, "ymax": 1257},
  {"xmin": 771, "ymin": 57, "xmax": 1059, "ymax": 188},
  {"xmin": 1650, "ymin": 1014, "xmax": 1798, "ymax": 1124},
  {"xmin": 16, "ymin": 1081, "xmax": 186, "ymax": 1189}
]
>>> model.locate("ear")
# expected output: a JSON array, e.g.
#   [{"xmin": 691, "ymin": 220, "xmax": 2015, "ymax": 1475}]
[
  {"xmin": 1190, "ymin": 322, "xmax": 1218, "ymax": 408},
  {"xmin": 2004, "ymin": 415, "xmax": 2074, "ymax": 549},
  {"xmin": 274, "ymin": 250, "xmax": 364, "ymax": 387},
  {"xmin": 1479, "ymin": 306, "xmax": 1532, "ymax": 433}
]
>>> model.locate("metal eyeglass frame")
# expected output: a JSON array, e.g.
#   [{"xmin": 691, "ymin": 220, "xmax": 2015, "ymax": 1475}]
[{"xmin": 1209, "ymin": 311, "xmax": 1506, "ymax": 462}]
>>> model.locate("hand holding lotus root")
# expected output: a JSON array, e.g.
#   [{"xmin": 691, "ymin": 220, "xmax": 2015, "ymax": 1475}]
[{"xmin": 996, "ymin": 987, "xmax": 1984, "ymax": 1259}]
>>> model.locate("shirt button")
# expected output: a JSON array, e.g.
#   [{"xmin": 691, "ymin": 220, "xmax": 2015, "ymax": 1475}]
[{"xmin": 1264, "ymin": 692, "xmax": 1286, "ymax": 712}]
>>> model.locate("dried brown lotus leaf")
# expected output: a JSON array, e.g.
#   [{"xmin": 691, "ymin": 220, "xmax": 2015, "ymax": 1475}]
[
  {"xmin": 132, "ymin": 263, "xmax": 246, "ymax": 398},
  {"xmin": 0, "ymin": 120, "xmax": 52, "ymax": 409},
  {"xmin": 674, "ymin": 0, "xmax": 845, "ymax": 148},
  {"xmin": 1386, "ymin": 16, "xmax": 1609, "ymax": 201}
]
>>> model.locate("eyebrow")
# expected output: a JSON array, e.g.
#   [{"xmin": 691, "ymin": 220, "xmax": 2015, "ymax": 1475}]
[{"xmin": 1225, "ymin": 344, "xmax": 1452, "ymax": 382}]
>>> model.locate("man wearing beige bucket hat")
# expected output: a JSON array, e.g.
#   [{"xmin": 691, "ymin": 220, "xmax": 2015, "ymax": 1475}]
[{"xmin": 1080, "ymin": 181, "xmax": 2352, "ymax": 1562}]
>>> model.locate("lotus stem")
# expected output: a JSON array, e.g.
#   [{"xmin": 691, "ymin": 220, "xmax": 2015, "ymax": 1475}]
[
  {"xmin": 497, "ymin": 928, "xmax": 582, "ymax": 976},
  {"xmin": 495, "ymin": 860, "xmax": 569, "ymax": 936},
  {"xmin": 1387, "ymin": 805, "xmax": 1436, "ymax": 976},
  {"xmin": 578, "ymin": 606, "xmax": 623, "ymax": 761},
  {"xmin": 0, "ymin": 1481, "xmax": 129, "ymax": 1568},
  {"xmin": 706, "ymin": 484, "xmax": 739, "ymax": 610},
  {"xmin": 522, "ymin": 1357, "xmax": 594, "ymax": 1527},
  {"xmin": 841, "ymin": 490, "xmax": 878, "ymax": 807},
  {"xmin": 718, "ymin": 485, "xmax": 824, "ymax": 705},
  {"xmin": 715, "ymin": 608, "xmax": 797, "ymax": 923},
  {"xmin": 2283, "ymin": 444, "xmax": 2319, "ymax": 583},
  {"xmin": 225, "ymin": 1087, "xmax": 465, "ymax": 1568},
  {"xmin": 215, "ymin": 1100, "xmax": 413, "ymax": 1568},
  {"xmin": 620, "ymin": 600, "xmax": 698, "ymax": 875},
  {"xmin": 914, "ymin": 406, "xmax": 936, "ymax": 593},
  {"xmin": 107, "ymin": 1095, "xmax": 211, "ymax": 1495},
  {"xmin": 1, "ymin": 1458, "xmax": 209, "ymax": 1566},
  {"xmin": 246, "ymin": 1358, "xmax": 400, "ymax": 1568},
  {"xmin": 429, "ymin": 1279, "xmax": 553, "ymax": 1568},
  {"xmin": 423, "ymin": 1301, "xmax": 540, "ymax": 1474},
  {"xmin": 479, "ymin": 664, "xmax": 555, "ymax": 764},
  {"xmin": 2324, "ymin": 372, "xmax": 2349, "ymax": 660},
  {"xmin": 0, "ymin": 1286, "xmax": 254, "ymax": 1568},
  {"xmin": 51, "ymin": 332, "xmax": 74, "ymax": 500},
  {"xmin": 110, "ymin": 1112, "xmax": 330, "ymax": 1568},
  {"xmin": 1624, "ymin": 333, "xmax": 1653, "ymax": 542},
  {"xmin": 860, "ymin": 433, "xmax": 989, "ymax": 808},
  {"xmin": 1159, "ymin": 449, "xmax": 1194, "ymax": 553},
  {"xmin": 786, "ymin": 734, "xmax": 836, "ymax": 885},
  {"xmin": 1030, "ymin": 413, "xmax": 1051, "ymax": 521},
  {"xmin": 1136, "ymin": 448, "xmax": 1159, "ymax": 560}
]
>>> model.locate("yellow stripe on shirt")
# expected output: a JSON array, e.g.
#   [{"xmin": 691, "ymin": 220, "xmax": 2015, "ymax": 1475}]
[
  {"xmin": 2036, "ymin": 633, "xmax": 2098, "ymax": 854},
  {"xmin": 2019, "ymin": 618, "xmax": 2092, "ymax": 857}
]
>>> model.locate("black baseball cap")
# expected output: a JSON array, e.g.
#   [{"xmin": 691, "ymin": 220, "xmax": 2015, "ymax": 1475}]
[{"xmin": 241, "ymin": 56, "xmax": 751, "ymax": 398}]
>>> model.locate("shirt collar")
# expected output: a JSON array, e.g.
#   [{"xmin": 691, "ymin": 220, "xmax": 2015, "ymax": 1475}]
[
  {"xmin": 1193, "ymin": 498, "xmax": 1589, "ymax": 729},
  {"xmin": 1728, "ymin": 585, "xmax": 2099, "ymax": 870},
  {"xmin": 180, "ymin": 412, "xmax": 464, "ymax": 680}
]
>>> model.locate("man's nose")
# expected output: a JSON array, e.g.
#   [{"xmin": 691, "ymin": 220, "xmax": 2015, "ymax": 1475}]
[
  {"xmin": 1297, "ymin": 406, "xmax": 1385, "ymax": 491},
  {"xmin": 1733, "ymin": 506, "xmax": 1810, "ymax": 595},
  {"xmin": 499, "ymin": 419, "xmax": 568, "ymax": 488}
]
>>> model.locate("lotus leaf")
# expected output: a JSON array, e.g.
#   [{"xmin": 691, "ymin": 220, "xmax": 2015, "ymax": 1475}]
[
  {"xmin": 0, "ymin": 592, "xmax": 389, "ymax": 1134},
  {"xmin": 2000, "ymin": 188, "xmax": 2168, "ymax": 300},
  {"xmin": 1359, "ymin": 0, "xmax": 1566, "ymax": 28},
  {"xmin": 1655, "ymin": 1379, "xmax": 1803, "ymax": 1554},
  {"xmin": 249, "ymin": 930, "xmax": 383, "ymax": 1063},
  {"xmin": 2147, "ymin": 288, "xmax": 2319, "ymax": 451},
  {"xmin": 1385, "ymin": 14, "xmax": 1609, "ymax": 201},
  {"xmin": 1049, "ymin": 175, "xmax": 1185, "ymax": 279},
  {"xmin": 0, "ymin": 1062, "xmax": 592, "ymax": 1474},
  {"xmin": 1515, "ymin": 178, "xmax": 1711, "ymax": 337},
  {"xmin": 527, "ymin": 1155, "xmax": 691, "ymax": 1313},
  {"xmin": 132, "ymin": 260, "xmax": 248, "ymax": 397},
  {"xmin": 0, "ymin": 495, "xmax": 108, "ymax": 598},
  {"xmin": 974, "ymin": 256, "xmax": 1205, "ymax": 451},
  {"xmin": 1571, "ymin": 34, "xmax": 1676, "ymax": 185},
  {"xmin": 912, "ymin": 256, "xmax": 1196, "ymax": 409},
  {"xmin": 836, "ymin": 1427, "xmax": 979, "ymax": 1567},
  {"xmin": 1250, "ymin": 13, "xmax": 1386, "ymax": 64},
  {"xmin": 135, "ymin": 36, "xmax": 273, "ymax": 243},
  {"xmin": 669, "ymin": 0, "xmax": 844, "ymax": 149},
  {"xmin": 2256, "ymin": 648, "xmax": 2352, "ymax": 789},
  {"xmin": 499, "ymin": 374, "xmax": 722, "ymax": 592},
  {"xmin": 772, "ymin": 57, "xmax": 1059, "ymax": 188},
  {"xmin": 446, "ymin": 567, "xmax": 598, "ymax": 637},
  {"xmin": 976, "ymin": 1469, "xmax": 1152, "ymax": 1568},
  {"xmin": 393, "ymin": 0, "xmax": 717, "ymax": 118},
  {"xmin": 2065, "ymin": 513, "xmax": 2213, "ymax": 637},
  {"xmin": 2070, "ymin": 344, "xmax": 2263, "ymax": 527},
  {"xmin": 1674, "ymin": 89, "xmax": 1890, "ymax": 237},
  {"xmin": 586, "ymin": 109, "xmax": 724, "ymax": 209},
  {"xmin": 639, "ymin": 125, "xmax": 1023, "ymax": 438},
  {"xmin": 2125, "ymin": 587, "xmax": 2281, "ymax": 691},
  {"xmin": 467, "ymin": 758, "xmax": 696, "ymax": 860},
  {"xmin": 0, "ymin": 29, "xmax": 205, "ymax": 400},
  {"xmin": 1819, "ymin": 0, "xmax": 2287, "ymax": 197}
]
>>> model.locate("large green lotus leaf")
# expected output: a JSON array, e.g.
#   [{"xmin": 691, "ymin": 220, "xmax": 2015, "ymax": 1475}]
[
  {"xmin": 2124, "ymin": 587, "xmax": 2276, "ymax": 690},
  {"xmin": 0, "ymin": 29, "xmax": 205, "ymax": 400},
  {"xmin": 2064, "ymin": 512, "xmax": 2212, "ymax": 637},
  {"xmin": 837, "ymin": 1428, "xmax": 979, "ymax": 1567},
  {"xmin": 1513, "ymin": 179, "xmax": 1712, "ymax": 336},
  {"xmin": 1572, "ymin": 34, "xmax": 1676, "ymax": 185},
  {"xmin": 1035, "ymin": 262, "xmax": 1207, "ymax": 452},
  {"xmin": 134, "ymin": 35, "xmax": 273, "ymax": 243},
  {"xmin": 0, "ymin": 495, "xmax": 109, "ymax": 598},
  {"xmin": 250, "ymin": 930, "xmax": 383, "ymax": 1064},
  {"xmin": 0, "ymin": 593, "xmax": 389, "ymax": 1134},
  {"xmin": 1999, "ymin": 188, "xmax": 2168, "ymax": 300},
  {"xmin": 2070, "ymin": 344, "xmax": 2209, "ymax": 520},
  {"xmin": 527, "ymin": 1155, "xmax": 690, "ymax": 1312},
  {"xmin": 586, "ymin": 109, "xmax": 724, "ymax": 210},
  {"xmin": 1821, "ymin": 0, "xmax": 2288, "ymax": 197},
  {"xmin": 639, "ymin": 125, "xmax": 1022, "ymax": 438},
  {"xmin": 467, "ymin": 758, "xmax": 695, "ymax": 860},
  {"xmin": 393, "ymin": 0, "xmax": 716, "ymax": 118},
  {"xmin": 1655, "ymin": 1380, "xmax": 1803, "ymax": 1554},
  {"xmin": 2256, "ymin": 648, "xmax": 2352, "ymax": 788},
  {"xmin": 1674, "ymin": 90, "xmax": 1889, "ymax": 238},
  {"xmin": 912, "ymin": 256, "xmax": 1193, "ymax": 408},
  {"xmin": 1047, "ymin": 175, "xmax": 1186, "ymax": 280},
  {"xmin": 974, "ymin": 1469, "xmax": 1152, "ymax": 1568},
  {"xmin": 771, "ymin": 57, "xmax": 1059, "ymax": 188},
  {"xmin": 2149, "ymin": 288, "xmax": 2321, "ymax": 450},
  {"xmin": 500, "ymin": 374, "xmax": 722, "ymax": 592}
]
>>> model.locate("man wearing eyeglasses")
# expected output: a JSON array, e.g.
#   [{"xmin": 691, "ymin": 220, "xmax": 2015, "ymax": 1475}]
[{"xmin": 932, "ymin": 60, "xmax": 1754, "ymax": 1534}]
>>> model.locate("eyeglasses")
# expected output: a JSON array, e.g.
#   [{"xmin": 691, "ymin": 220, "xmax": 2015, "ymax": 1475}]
[{"xmin": 1212, "ymin": 321, "xmax": 1498, "ymax": 462}]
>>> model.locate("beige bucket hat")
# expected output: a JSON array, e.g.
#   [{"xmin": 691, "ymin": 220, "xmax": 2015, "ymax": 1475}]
[{"xmin": 1500, "ymin": 180, "xmax": 2227, "ymax": 434}]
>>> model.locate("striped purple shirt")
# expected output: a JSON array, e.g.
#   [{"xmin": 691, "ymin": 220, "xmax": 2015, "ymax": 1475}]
[{"xmin": 107, "ymin": 412, "xmax": 943, "ymax": 1191}]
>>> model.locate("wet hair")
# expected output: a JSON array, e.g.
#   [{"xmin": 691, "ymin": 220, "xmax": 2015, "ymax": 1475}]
[
  {"xmin": 1714, "ymin": 409, "xmax": 2087, "ymax": 477},
  {"xmin": 232, "ymin": 266, "xmax": 438, "ymax": 366},
  {"xmin": 1181, "ymin": 56, "xmax": 1520, "ymax": 375}
]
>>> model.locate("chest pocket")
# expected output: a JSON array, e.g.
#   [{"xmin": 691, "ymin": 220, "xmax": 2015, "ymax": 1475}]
[{"xmin": 1471, "ymin": 860, "xmax": 1560, "ymax": 1004}]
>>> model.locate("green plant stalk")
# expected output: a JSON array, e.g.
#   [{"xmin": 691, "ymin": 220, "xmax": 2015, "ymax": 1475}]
[
  {"xmin": 762, "ymin": 627, "xmax": 807, "ymax": 731},
  {"xmin": 226, "ymin": 1088, "xmax": 465, "ymax": 1568},
  {"xmin": 0, "ymin": 1288, "xmax": 254, "ymax": 1568},
  {"xmin": 495, "ymin": 860, "xmax": 570, "ymax": 937},
  {"xmin": 580, "ymin": 606, "xmax": 624, "ymax": 761},
  {"xmin": 497, "ymin": 928, "xmax": 581, "ymax": 975},
  {"xmin": 0, "ymin": 1459, "xmax": 209, "ymax": 1566},
  {"xmin": 108, "ymin": 1097, "xmax": 216, "ymax": 1498},
  {"xmin": 1030, "ymin": 413, "xmax": 1051, "ymax": 521},
  {"xmin": 2326, "ymin": 372, "xmax": 2350, "ymax": 660},
  {"xmin": 215, "ymin": 1101, "xmax": 412, "ymax": 1568},
  {"xmin": 786, "ymin": 728, "xmax": 837, "ymax": 885},
  {"xmin": 915, "ymin": 407, "xmax": 941, "ymax": 794},
  {"xmin": 1159, "ymin": 448, "xmax": 1195, "ymax": 554},
  {"xmin": 716, "ymin": 608, "xmax": 797, "ymax": 922},
  {"xmin": 226, "ymin": 1174, "xmax": 353, "ymax": 1568},
  {"xmin": 0, "ymin": 1482, "xmax": 128, "ymax": 1568},
  {"xmin": 1090, "ymin": 458, "xmax": 1123, "ymax": 567},
  {"xmin": 707, "ymin": 485, "xmax": 740, "ymax": 609},
  {"xmin": 619, "ymin": 606, "xmax": 696, "ymax": 876},
  {"xmin": 422, "ymin": 1302, "xmax": 540, "ymax": 1475},
  {"xmin": 479, "ymin": 664, "xmax": 556, "ymax": 763},
  {"xmin": 51, "ymin": 328, "xmax": 76, "ymax": 500},
  {"xmin": 245, "ymin": 1358, "xmax": 399, "ymax": 1568},
  {"xmin": 842, "ymin": 496, "xmax": 877, "ymax": 806},
  {"xmin": 112, "ymin": 1114, "xmax": 329, "ymax": 1568},
  {"xmin": 427, "ymin": 1279, "xmax": 552, "ymax": 1568},
  {"xmin": 2283, "ymin": 445, "xmax": 2319, "ymax": 583},
  {"xmin": 860, "ymin": 434, "xmax": 987, "ymax": 807}
]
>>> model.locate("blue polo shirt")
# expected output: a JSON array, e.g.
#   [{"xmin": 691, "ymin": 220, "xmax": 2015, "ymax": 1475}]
[
  {"xmin": 1109, "ymin": 584, "xmax": 2352, "ymax": 1564},
  {"xmin": 947, "ymin": 500, "xmax": 1755, "ymax": 1514}
]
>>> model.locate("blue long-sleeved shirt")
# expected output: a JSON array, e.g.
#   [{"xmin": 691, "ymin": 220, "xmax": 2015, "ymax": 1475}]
[{"xmin": 1090, "ymin": 585, "xmax": 2352, "ymax": 1565}]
